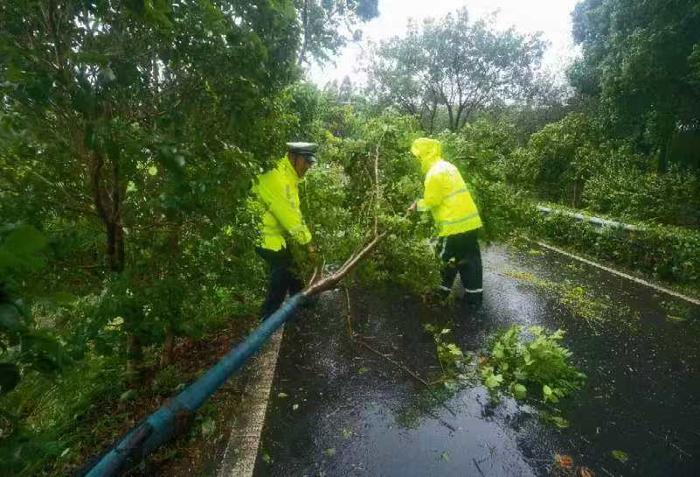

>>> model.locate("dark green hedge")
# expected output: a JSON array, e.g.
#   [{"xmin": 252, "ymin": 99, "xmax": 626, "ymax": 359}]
[{"xmin": 473, "ymin": 178, "xmax": 699, "ymax": 288}]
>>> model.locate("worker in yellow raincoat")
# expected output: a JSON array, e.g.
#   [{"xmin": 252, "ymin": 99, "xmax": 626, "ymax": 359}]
[
  {"xmin": 408, "ymin": 137, "xmax": 484, "ymax": 307},
  {"xmin": 250, "ymin": 142, "xmax": 317, "ymax": 319}
]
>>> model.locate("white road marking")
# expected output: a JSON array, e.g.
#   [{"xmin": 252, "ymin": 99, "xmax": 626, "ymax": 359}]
[
  {"xmin": 217, "ymin": 327, "xmax": 284, "ymax": 477},
  {"xmin": 533, "ymin": 240, "xmax": 700, "ymax": 306}
]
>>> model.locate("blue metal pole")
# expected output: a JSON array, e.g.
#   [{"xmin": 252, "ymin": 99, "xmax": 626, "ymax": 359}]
[{"xmin": 85, "ymin": 293, "xmax": 307, "ymax": 477}]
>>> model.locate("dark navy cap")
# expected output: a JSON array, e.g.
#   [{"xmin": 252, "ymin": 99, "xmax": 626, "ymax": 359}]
[{"xmin": 286, "ymin": 142, "xmax": 318, "ymax": 164}]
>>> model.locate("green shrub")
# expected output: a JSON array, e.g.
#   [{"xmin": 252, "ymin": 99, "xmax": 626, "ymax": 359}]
[
  {"xmin": 503, "ymin": 113, "xmax": 609, "ymax": 206},
  {"xmin": 583, "ymin": 164, "xmax": 700, "ymax": 227},
  {"xmin": 532, "ymin": 209, "xmax": 700, "ymax": 286}
]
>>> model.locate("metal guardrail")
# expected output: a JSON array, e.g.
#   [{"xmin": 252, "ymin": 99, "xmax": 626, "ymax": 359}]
[
  {"xmin": 85, "ymin": 293, "xmax": 307, "ymax": 477},
  {"xmin": 536, "ymin": 205, "xmax": 640, "ymax": 231}
]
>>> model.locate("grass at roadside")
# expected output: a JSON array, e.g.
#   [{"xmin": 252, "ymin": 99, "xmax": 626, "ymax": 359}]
[{"xmin": 1, "ymin": 317, "xmax": 256, "ymax": 477}]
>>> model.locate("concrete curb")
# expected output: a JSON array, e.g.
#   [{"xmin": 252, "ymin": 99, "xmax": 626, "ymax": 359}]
[{"xmin": 217, "ymin": 327, "xmax": 284, "ymax": 477}]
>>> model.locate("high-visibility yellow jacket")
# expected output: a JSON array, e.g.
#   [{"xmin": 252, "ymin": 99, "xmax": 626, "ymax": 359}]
[
  {"xmin": 412, "ymin": 138, "xmax": 482, "ymax": 237},
  {"xmin": 250, "ymin": 156, "xmax": 312, "ymax": 251}
]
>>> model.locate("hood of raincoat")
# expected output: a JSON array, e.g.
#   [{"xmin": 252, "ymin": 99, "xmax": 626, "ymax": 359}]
[{"xmin": 411, "ymin": 137, "xmax": 442, "ymax": 174}]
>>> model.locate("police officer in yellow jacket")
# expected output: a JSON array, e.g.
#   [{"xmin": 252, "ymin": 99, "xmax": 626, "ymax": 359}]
[
  {"xmin": 408, "ymin": 138, "xmax": 484, "ymax": 306},
  {"xmin": 250, "ymin": 142, "xmax": 317, "ymax": 319}
]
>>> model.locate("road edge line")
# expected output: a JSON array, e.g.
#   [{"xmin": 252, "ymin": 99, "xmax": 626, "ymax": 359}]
[
  {"xmin": 217, "ymin": 326, "xmax": 284, "ymax": 477},
  {"xmin": 533, "ymin": 240, "xmax": 699, "ymax": 306}
]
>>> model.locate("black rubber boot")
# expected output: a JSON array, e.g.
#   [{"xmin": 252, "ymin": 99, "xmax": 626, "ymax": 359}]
[{"xmin": 465, "ymin": 291, "xmax": 483, "ymax": 309}]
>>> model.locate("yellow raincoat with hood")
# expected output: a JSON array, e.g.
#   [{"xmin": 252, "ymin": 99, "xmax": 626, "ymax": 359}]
[
  {"xmin": 250, "ymin": 157, "xmax": 312, "ymax": 251},
  {"xmin": 412, "ymin": 137, "xmax": 482, "ymax": 237}
]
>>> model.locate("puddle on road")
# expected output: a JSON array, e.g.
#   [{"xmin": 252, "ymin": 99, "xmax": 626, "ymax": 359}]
[{"xmin": 255, "ymin": 245, "xmax": 700, "ymax": 477}]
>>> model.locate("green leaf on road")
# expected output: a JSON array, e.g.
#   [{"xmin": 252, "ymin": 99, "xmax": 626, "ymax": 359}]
[
  {"xmin": 611, "ymin": 449, "xmax": 629, "ymax": 463},
  {"xmin": 549, "ymin": 416, "xmax": 569, "ymax": 429}
]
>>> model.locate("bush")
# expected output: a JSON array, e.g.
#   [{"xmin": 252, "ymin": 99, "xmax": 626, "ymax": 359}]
[
  {"xmin": 504, "ymin": 113, "xmax": 615, "ymax": 207},
  {"xmin": 583, "ymin": 164, "xmax": 700, "ymax": 227},
  {"xmin": 531, "ymin": 207, "xmax": 700, "ymax": 286}
]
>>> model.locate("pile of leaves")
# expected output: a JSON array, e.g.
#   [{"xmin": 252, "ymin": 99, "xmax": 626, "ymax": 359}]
[{"xmin": 479, "ymin": 325, "xmax": 586, "ymax": 404}]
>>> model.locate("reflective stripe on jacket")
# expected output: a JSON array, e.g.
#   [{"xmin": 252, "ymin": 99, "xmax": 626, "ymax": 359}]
[
  {"xmin": 250, "ymin": 156, "xmax": 312, "ymax": 251},
  {"xmin": 411, "ymin": 137, "xmax": 482, "ymax": 237}
]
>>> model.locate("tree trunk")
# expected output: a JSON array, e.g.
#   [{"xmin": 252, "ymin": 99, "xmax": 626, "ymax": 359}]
[
  {"xmin": 658, "ymin": 131, "xmax": 674, "ymax": 174},
  {"xmin": 298, "ymin": 0, "xmax": 310, "ymax": 66},
  {"xmin": 426, "ymin": 100, "xmax": 438, "ymax": 133},
  {"xmin": 455, "ymin": 103, "xmax": 466, "ymax": 131},
  {"xmin": 160, "ymin": 329, "xmax": 175, "ymax": 367},
  {"xmin": 656, "ymin": 115, "xmax": 676, "ymax": 173},
  {"xmin": 89, "ymin": 144, "xmax": 141, "ymax": 377},
  {"xmin": 126, "ymin": 334, "xmax": 143, "ymax": 376},
  {"xmin": 160, "ymin": 229, "xmax": 180, "ymax": 368},
  {"xmin": 446, "ymin": 103, "xmax": 455, "ymax": 132}
]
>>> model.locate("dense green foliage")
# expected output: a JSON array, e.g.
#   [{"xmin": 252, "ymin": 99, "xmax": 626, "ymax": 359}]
[
  {"xmin": 570, "ymin": 0, "xmax": 700, "ymax": 170},
  {"xmin": 0, "ymin": 2, "xmax": 374, "ymax": 475},
  {"xmin": 1, "ymin": 0, "xmax": 699, "ymax": 475},
  {"xmin": 303, "ymin": 109, "xmax": 442, "ymax": 294},
  {"xmin": 507, "ymin": 113, "xmax": 700, "ymax": 226}
]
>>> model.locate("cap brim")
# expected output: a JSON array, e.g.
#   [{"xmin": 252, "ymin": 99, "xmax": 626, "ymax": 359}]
[{"xmin": 304, "ymin": 155, "xmax": 317, "ymax": 164}]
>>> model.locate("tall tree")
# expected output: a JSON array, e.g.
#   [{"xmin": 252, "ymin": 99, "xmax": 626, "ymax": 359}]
[
  {"xmin": 570, "ymin": 0, "xmax": 700, "ymax": 171},
  {"xmin": 296, "ymin": 0, "xmax": 379, "ymax": 66},
  {"xmin": 366, "ymin": 8, "xmax": 545, "ymax": 131},
  {"xmin": 0, "ymin": 0, "xmax": 300, "ymax": 370}
]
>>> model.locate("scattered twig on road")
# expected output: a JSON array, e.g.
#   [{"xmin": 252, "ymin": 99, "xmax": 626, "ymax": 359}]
[
  {"xmin": 422, "ymin": 409, "xmax": 457, "ymax": 432},
  {"xmin": 344, "ymin": 287, "xmax": 354, "ymax": 337},
  {"xmin": 645, "ymin": 429, "xmax": 692, "ymax": 458},
  {"xmin": 343, "ymin": 290, "xmax": 458, "ymax": 419},
  {"xmin": 472, "ymin": 457, "xmax": 486, "ymax": 477},
  {"xmin": 670, "ymin": 441, "xmax": 692, "ymax": 459},
  {"xmin": 599, "ymin": 466, "xmax": 615, "ymax": 477},
  {"xmin": 355, "ymin": 338, "xmax": 432, "ymax": 388}
]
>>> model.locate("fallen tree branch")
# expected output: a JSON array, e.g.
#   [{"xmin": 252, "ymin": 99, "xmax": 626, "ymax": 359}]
[{"xmin": 303, "ymin": 231, "xmax": 387, "ymax": 296}]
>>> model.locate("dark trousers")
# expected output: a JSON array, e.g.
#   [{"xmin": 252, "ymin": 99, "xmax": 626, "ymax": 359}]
[
  {"xmin": 256, "ymin": 247, "xmax": 304, "ymax": 320},
  {"xmin": 438, "ymin": 230, "xmax": 483, "ymax": 300}
]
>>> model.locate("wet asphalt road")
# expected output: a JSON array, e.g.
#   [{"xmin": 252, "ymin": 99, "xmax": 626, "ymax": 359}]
[{"xmin": 252, "ymin": 244, "xmax": 700, "ymax": 476}]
